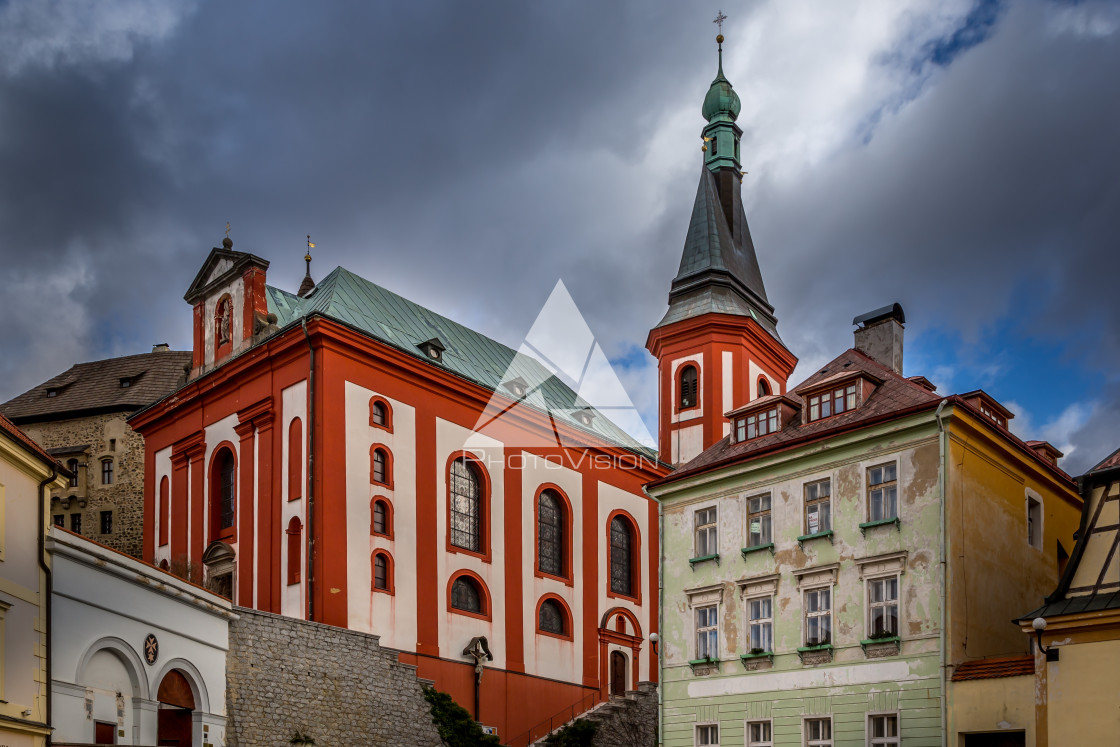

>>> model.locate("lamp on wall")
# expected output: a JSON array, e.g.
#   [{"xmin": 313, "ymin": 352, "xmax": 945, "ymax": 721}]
[
  {"xmin": 649, "ymin": 632, "xmax": 660, "ymax": 656},
  {"xmin": 1032, "ymin": 617, "xmax": 1059, "ymax": 662}
]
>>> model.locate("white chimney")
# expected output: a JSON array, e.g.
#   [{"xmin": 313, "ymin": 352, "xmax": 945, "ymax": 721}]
[{"xmin": 853, "ymin": 304, "xmax": 905, "ymax": 374}]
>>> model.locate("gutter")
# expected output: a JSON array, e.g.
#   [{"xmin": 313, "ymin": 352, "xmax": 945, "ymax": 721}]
[
  {"xmin": 302, "ymin": 318, "xmax": 316, "ymax": 622},
  {"xmin": 651, "ymin": 487, "xmax": 664, "ymax": 747},
  {"xmin": 38, "ymin": 466, "xmax": 57, "ymax": 745},
  {"xmin": 935, "ymin": 399, "xmax": 949, "ymax": 747}
]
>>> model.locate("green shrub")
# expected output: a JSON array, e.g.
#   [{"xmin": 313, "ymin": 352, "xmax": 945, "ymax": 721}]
[{"xmin": 422, "ymin": 686, "xmax": 500, "ymax": 746}]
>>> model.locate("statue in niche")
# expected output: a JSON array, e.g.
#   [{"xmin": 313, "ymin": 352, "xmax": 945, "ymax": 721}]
[{"xmin": 216, "ymin": 297, "xmax": 232, "ymax": 345}]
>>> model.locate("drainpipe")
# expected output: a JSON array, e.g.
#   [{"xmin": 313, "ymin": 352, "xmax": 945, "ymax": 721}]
[
  {"xmin": 38, "ymin": 466, "xmax": 57, "ymax": 745},
  {"xmin": 302, "ymin": 318, "xmax": 315, "ymax": 621},
  {"xmin": 648, "ymin": 487, "xmax": 664, "ymax": 747},
  {"xmin": 935, "ymin": 399, "xmax": 949, "ymax": 747}
]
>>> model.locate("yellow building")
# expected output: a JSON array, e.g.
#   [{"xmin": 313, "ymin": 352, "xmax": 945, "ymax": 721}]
[
  {"xmin": 1017, "ymin": 447, "xmax": 1120, "ymax": 747},
  {"xmin": 0, "ymin": 413, "xmax": 68, "ymax": 746}
]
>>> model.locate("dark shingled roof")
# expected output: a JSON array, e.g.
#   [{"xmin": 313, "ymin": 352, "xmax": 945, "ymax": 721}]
[
  {"xmin": 1, "ymin": 351, "xmax": 192, "ymax": 424},
  {"xmin": 951, "ymin": 655, "xmax": 1034, "ymax": 682},
  {"xmin": 655, "ymin": 167, "xmax": 782, "ymax": 344},
  {"xmin": 653, "ymin": 348, "xmax": 940, "ymax": 484}
]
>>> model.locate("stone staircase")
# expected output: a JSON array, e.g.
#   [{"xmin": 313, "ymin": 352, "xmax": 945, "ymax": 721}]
[{"xmin": 529, "ymin": 682, "xmax": 658, "ymax": 746}]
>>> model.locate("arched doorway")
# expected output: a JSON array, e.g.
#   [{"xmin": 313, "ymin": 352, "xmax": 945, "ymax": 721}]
[
  {"xmin": 156, "ymin": 669, "xmax": 195, "ymax": 746},
  {"xmin": 610, "ymin": 651, "xmax": 628, "ymax": 696}
]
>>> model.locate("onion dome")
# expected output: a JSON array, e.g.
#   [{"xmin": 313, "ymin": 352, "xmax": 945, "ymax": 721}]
[{"xmin": 702, "ymin": 37, "xmax": 740, "ymax": 123}]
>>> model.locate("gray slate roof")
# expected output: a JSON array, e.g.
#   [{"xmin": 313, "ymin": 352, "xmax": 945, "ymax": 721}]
[
  {"xmin": 267, "ymin": 267, "xmax": 655, "ymax": 457},
  {"xmin": 1, "ymin": 351, "xmax": 192, "ymax": 423},
  {"xmin": 656, "ymin": 167, "xmax": 780, "ymax": 342}
]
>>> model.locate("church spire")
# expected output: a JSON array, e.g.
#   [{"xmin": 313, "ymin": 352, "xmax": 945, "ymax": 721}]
[{"xmin": 298, "ymin": 235, "xmax": 316, "ymax": 298}]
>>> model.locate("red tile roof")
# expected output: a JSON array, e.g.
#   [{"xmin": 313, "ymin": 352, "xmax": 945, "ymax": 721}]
[
  {"xmin": 951, "ymin": 655, "xmax": 1034, "ymax": 681},
  {"xmin": 0, "ymin": 410, "xmax": 63, "ymax": 471}
]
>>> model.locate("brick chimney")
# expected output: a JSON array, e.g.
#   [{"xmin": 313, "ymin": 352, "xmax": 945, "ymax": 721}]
[{"xmin": 853, "ymin": 303, "xmax": 905, "ymax": 374}]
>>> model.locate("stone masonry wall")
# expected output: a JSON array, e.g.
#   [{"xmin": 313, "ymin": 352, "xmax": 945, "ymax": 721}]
[
  {"xmin": 26, "ymin": 411, "xmax": 145, "ymax": 557},
  {"xmin": 226, "ymin": 607, "xmax": 442, "ymax": 747}
]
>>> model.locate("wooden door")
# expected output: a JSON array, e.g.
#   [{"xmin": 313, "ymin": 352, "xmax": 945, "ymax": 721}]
[
  {"xmin": 610, "ymin": 651, "xmax": 627, "ymax": 695},
  {"xmin": 157, "ymin": 707, "xmax": 193, "ymax": 746},
  {"xmin": 94, "ymin": 721, "xmax": 116, "ymax": 744}
]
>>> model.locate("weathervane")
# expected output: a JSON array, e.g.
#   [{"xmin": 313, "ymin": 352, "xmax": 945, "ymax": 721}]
[{"xmin": 713, "ymin": 10, "xmax": 727, "ymax": 36}]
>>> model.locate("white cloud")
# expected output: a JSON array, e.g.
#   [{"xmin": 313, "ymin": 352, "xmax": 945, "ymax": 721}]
[
  {"xmin": 1008, "ymin": 399, "xmax": 1096, "ymax": 465},
  {"xmin": 0, "ymin": 0, "xmax": 194, "ymax": 76}
]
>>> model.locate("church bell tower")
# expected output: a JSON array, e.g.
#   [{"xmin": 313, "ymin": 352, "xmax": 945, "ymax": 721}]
[{"xmin": 646, "ymin": 30, "xmax": 798, "ymax": 466}]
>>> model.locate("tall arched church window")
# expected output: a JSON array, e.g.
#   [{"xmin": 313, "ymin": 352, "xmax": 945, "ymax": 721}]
[
  {"xmin": 210, "ymin": 448, "xmax": 236, "ymax": 539},
  {"xmin": 539, "ymin": 598, "xmax": 567, "ymax": 635},
  {"xmin": 538, "ymin": 490, "xmax": 563, "ymax": 577},
  {"xmin": 757, "ymin": 377, "xmax": 771, "ymax": 397},
  {"xmin": 371, "ymin": 448, "xmax": 389, "ymax": 486},
  {"xmin": 288, "ymin": 418, "xmax": 303, "ymax": 501},
  {"xmin": 372, "ymin": 552, "xmax": 392, "ymax": 592},
  {"xmin": 449, "ymin": 459, "xmax": 481, "ymax": 552},
  {"xmin": 679, "ymin": 365, "xmax": 698, "ymax": 409},
  {"xmin": 610, "ymin": 516, "xmax": 633, "ymax": 596},
  {"xmin": 371, "ymin": 498, "xmax": 391, "ymax": 537},
  {"xmin": 371, "ymin": 400, "xmax": 386, "ymax": 426},
  {"xmin": 159, "ymin": 476, "xmax": 170, "ymax": 546},
  {"xmin": 286, "ymin": 517, "xmax": 302, "ymax": 585}
]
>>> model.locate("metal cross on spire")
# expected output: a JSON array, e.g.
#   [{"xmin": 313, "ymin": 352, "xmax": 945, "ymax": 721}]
[{"xmin": 713, "ymin": 10, "xmax": 727, "ymax": 35}]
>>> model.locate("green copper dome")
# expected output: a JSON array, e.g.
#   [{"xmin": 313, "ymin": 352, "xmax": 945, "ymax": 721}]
[{"xmin": 702, "ymin": 48, "xmax": 740, "ymax": 122}]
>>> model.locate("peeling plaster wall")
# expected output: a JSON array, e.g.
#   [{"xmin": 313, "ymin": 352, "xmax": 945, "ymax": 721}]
[{"xmin": 656, "ymin": 414, "xmax": 944, "ymax": 746}]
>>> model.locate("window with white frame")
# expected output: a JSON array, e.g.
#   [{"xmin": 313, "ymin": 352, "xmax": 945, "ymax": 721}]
[
  {"xmin": 747, "ymin": 494, "xmax": 772, "ymax": 547},
  {"xmin": 804, "ymin": 717, "xmax": 832, "ymax": 746},
  {"xmin": 804, "ymin": 587, "xmax": 831, "ymax": 646},
  {"xmin": 868, "ymin": 714, "xmax": 899, "ymax": 746},
  {"xmin": 807, "ymin": 383, "xmax": 857, "ymax": 421},
  {"xmin": 867, "ymin": 463, "xmax": 898, "ymax": 522},
  {"xmin": 696, "ymin": 724, "xmax": 719, "ymax": 746},
  {"xmin": 746, "ymin": 720, "xmax": 772, "ymax": 747},
  {"xmin": 695, "ymin": 605, "xmax": 719, "ymax": 660},
  {"xmin": 804, "ymin": 479, "xmax": 831, "ymax": 535},
  {"xmin": 867, "ymin": 576, "xmax": 899, "ymax": 639},
  {"xmin": 695, "ymin": 507, "xmax": 718, "ymax": 557},
  {"xmin": 1027, "ymin": 496, "xmax": 1042, "ymax": 550},
  {"xmin": 746, "ymin": 408, "xmax": 779, "ymax": 440},
  {"xmin": 747, "ymin": 596, "xmax": 772, "ymax": 653}
]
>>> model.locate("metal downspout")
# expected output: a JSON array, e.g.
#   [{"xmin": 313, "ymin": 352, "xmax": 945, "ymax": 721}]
[
  {"xmin": 38, "ymin": 466, "xmax": 57, "ymax": 745},
  {"xmin": 652, "ymin": 488, "xmax": 664, "ymax": 747},
  {"xmin": 935, "ymin": 399, "xmax": 949, "ymax": 747},
  {"xmin": 302, "ymin": 318, "xmax": 315, "ymax": 621}
]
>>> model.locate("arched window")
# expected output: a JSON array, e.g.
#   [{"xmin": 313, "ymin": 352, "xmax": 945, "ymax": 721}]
[
  {"xmin": 449, "ymin": 458, "xmax": 481, "ymax": 552},
  {"xmin": 610, "ymin": 516, "xmax": 633, "ymax": 596},
  {"xmin": 371, "ymin": 447, "xmax": 390, "ymax": 486},
  {"xmin": 679, "ymin": 365, "xmax": 698, "ymax": 409},
  {"xmin": 372, "ymin": 552, "xmax": 392, "ymax": 593},
  {"xmin": 451, "ymin": 575, "xmax": 483, "ymax": 614},
  {"xmin": 538, "ymin": 598, "xmax": 567, "ymax": 636},
  {"xmin": 210, "ymin": 447, "xmax": 236, "ymax": 539},
  {"xmin": 371, "ymin": 498, "xmax": 391, "ymax": 537},
  {"xmin": 67, "ymin": 459, "xmax": 79, "ymax": 488},
  {"xmin": 369, "ymin": 398, "xmax": 392, "ymax": 430},
  {"xmin": 757, "ymin": 378, "xmax": 771, "ymax": 397},
  {"xmin": 286, "ymin": 517, "xmax": 302, "ymax": 585},
  {"xmin": 538, "ymin": 490, "xmax": 563, "ymax": 577},
  {"xmin": 158, "ymin": 476, "xmax": 170, "ymax": 546},
  {"xmin": 288, "ymin": 418, "xmax": 303, "ymax": 501}
]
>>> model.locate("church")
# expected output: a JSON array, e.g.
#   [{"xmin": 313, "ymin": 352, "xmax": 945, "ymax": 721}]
[{"xmin": 128, "ymin": 240, "xmax": 667, "ymax": 740}]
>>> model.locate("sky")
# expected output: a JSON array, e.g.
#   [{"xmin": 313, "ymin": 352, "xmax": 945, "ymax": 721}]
[{"xmin": 0, "ymin": 0, "xmax": 1116, "ymax": 474}]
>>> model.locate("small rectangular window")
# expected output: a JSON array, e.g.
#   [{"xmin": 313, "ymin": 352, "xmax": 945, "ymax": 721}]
[
  {"xmin": 804, "ymin": 717, "xmax": 832, "ymax": 747},
  {"xmin": 100, "ymin": 511, "xmax": 112, "ymax": 535},
  {"xmin": 695, "ymin": 507, "xmax": 718, "ymax": 557},
  {"xmin": 52, "ymin": 514, "xmax": 65, "ymax": 528},
  {"xmin": 867, "ymin": 576, "xmax": 899, "ymax": 638},
  {"xmin": 747, "ymin": 596, "xmax": 772, "ymax": 653},
  {"xmin": 747, "ymin": 494, "xmax": 771, "ymax": 547},
  {"xmin": 867, "ymin": 463, "xmax": 898, "ymax": 522},
  {"xmin": 868, "ymin": 714, "xmax": 899, "ymax": 746},
  {"xmin": 804, "ymin": 479, "xmax": 831, "ymax": 535},
  {"xmin": 1027, "ymin": 497, "xmax": 1042, "ymax": 549},
  {"xmin": 746, "ymin": 720, "xmax": 772, "ymax": 747},
  {"xmin": 70, "ymin": 513, "xmax": 82, "ymax": 533},
  {"xmin": 736, "ymin": 418, "xmax": 746, "ymax": 442},
  {"xmin": 804, "ymin": 588, "xmax": 831, "ymax": 646},
  {"xmin": 101, "ymin": 459, "xmax": 113, "ymax": 485},
  {"xmin": 696, "ymin": 605, "xmax": 719, "ymax": 660},
  {"xmin": 697, "ymin": 723, "xmax": 719, "ymax": 746}
]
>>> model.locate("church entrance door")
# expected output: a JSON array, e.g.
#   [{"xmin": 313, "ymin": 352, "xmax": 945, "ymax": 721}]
[
  {"xmin": 609, "ymin": 651, "xmax": 627, "ymax": 696},
  {"xmin": 156, "ymin": 669, "xmax": 195, "ymax": 747}
]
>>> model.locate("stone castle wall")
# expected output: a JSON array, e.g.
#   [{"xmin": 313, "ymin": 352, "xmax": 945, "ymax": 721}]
[
  {"xmin": 226, "ymin": 607, "xmax": 441, "ymax": 747},
  {"xmin": 26, "ymin": 411, "xmax": 145, "ymax": 557}
]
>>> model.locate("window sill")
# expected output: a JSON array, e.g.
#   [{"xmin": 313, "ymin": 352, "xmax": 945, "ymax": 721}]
[
  {"xmin": 739, "ymin": 651, "xmax": 773, "ymax": 660},
  {"xmin": 796, "ymin": 644, "xmax": 834, "ymax": 664},
  {"xmin": 689, "ymin": 553, "xmax": 720, "ymax": 568},
  {"xmin": 858, "ymin": 517, "xmax": 900, "ymax": 536},
  {"xmin": 797, "ymin": 530, "xmax": 833, "ymax": 548},
  {"xmin": 741, "ymin": 543, "xmax": 774, "ymax": 557},
  {"xmin": 688, "ymin": 657, "xmax": 720, "ymax": 675},
  {"xmin": 860, "ymin": 636, "xmax": 901, "ymax": 657},
  {"xmin": 740, "ymin": 651, "xmax": 773, "ymax": 670}
]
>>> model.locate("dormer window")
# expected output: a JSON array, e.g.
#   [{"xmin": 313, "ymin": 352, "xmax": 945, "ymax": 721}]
[
  {"xmin": 46, "ymin": 388, "xmax": 58, "ymax": 398},
  {"xmin": 808, "ymin": 384, "xmax": 857, "ymax": 421},
  {"xmin": 119, "ymin": 377, "xmax": 132, "ymax": 388},
  {"xmin": 503, "ymin": 377, "xmax": 528, "ymax": 398},
  {"xmin": 960, "ymin": 391, "xmax": 1014, "ymax": 430},
  {"xmin": 727, "ymin": 395, "xmax": 799, "ymax": 444},
  {"xmin": 736, "ymin": 407, "xmax": 778, "ymax": 442},
  {"xmin": 574, "ymin": 409, "xmax": 596, "ymax": 427},
  {"xmin": 418, "ymin": 338, "xmax": 445, "ymax": 362}
]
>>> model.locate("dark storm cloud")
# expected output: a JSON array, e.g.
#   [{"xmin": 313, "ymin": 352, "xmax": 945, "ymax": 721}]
[{"xmin": 0, "ymin": 0, "xmax": 1116, "ymax": 473}]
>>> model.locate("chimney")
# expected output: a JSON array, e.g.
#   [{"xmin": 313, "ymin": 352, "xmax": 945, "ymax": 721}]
[
  {"xmin": 853, "ymin": 303, "xmax": 905, "ymax": 374},
  {"xmin": 152, "ymin": 343, "xmax": 171, "ymax": 353}
]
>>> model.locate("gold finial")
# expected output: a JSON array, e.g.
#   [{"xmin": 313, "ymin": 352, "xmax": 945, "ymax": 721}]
[{"xmin": 305, "ymin": 235, "xmax": 315, "ymax": 263}]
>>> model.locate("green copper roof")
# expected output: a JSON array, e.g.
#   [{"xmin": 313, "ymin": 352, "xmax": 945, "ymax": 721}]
[
  {"xmin": 267, "ymin": 267, "xmax": 655, "ymax": 457},
  {"xmin": 702, "ymin": 46, "xmax": 741, "ymax": 123}
]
